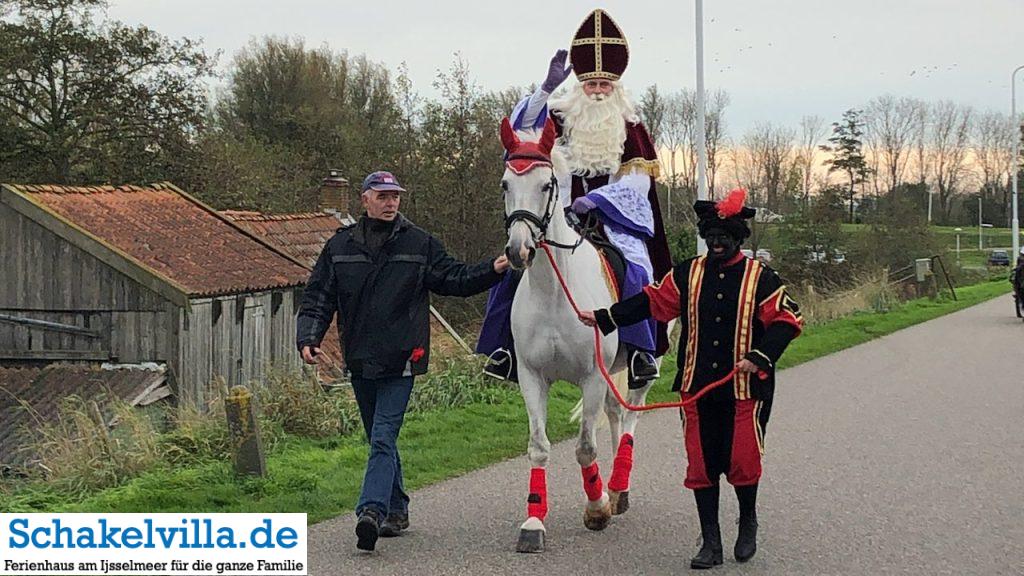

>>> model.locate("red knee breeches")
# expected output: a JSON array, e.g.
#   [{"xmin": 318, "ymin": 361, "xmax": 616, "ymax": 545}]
[{"xmin": 682, "ymin": 396, "xmax": 771, "ymax": 490}]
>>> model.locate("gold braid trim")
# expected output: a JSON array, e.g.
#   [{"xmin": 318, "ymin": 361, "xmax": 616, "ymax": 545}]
[{"xmin": 616, "ymin": 158, "xmax": 661, "ymax": 178}]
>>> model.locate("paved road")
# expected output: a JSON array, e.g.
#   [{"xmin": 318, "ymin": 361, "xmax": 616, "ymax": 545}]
[{"xmin": 309, "ymin": 296, "xmax": 1024, "ymax": 575}]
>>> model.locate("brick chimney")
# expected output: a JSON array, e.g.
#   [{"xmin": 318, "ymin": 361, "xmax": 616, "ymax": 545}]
[{"xmin": 318, "ymin": 169, "xmax": 349, "ymax": 214}]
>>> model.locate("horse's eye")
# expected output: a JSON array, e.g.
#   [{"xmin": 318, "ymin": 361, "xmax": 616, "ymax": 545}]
[{"xmin": 501, "ymin": 180, "xmax": 509, "ymax": 192}]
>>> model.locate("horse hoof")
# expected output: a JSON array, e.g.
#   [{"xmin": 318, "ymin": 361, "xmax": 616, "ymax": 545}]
[
  {"xmin": 516, "ymin": 529, "xmax": 545, "ymax": 553},
  {"xmin": 583, "ymin": 501, "xmax": 612, "ymax": 531},
  {"xmin": 609, "ymin": 490, "xmax": 630, "ymax": 515}
]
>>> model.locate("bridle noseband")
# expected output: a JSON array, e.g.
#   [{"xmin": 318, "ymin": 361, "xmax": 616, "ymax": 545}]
[
  {"xmin": 503, "ymin": 155, "xmax": 586, "ymax": 252},
  {"xmin": 503, "ymin": 163, "xmax": 559, "ymax": 234}
]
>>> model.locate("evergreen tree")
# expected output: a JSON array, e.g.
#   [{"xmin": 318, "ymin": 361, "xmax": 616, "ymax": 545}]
[{"xmin": 821, "ymin": 109, "xmax": 872, "ymax": 223}]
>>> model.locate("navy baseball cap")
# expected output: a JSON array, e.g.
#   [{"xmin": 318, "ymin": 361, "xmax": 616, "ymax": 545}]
[{"xmin": 361, "ymin": 171, "xmax": 406, "ymax": 193}]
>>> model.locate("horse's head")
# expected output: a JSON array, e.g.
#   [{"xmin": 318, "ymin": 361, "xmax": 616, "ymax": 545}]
[{"xmin": 500, "ymin": 117, "xmax": 559, "ymax": 270}]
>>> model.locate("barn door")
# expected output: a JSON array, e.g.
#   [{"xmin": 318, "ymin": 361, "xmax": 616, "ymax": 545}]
[{"xmin": 239, "ymin": 296, "xmax": 266, "ymax": 386}]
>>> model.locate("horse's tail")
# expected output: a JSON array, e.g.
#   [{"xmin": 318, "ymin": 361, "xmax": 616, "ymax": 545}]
[{"xmin": 569, "ymin": 398, "xmax": 584, "ymax": 424}]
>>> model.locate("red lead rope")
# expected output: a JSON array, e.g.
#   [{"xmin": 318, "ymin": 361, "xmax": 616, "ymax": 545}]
[{"xmin": 538, "ymin": 242, "xmax": 763, "ymax": 412}]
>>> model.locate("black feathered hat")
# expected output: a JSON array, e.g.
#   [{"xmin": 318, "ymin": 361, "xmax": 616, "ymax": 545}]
[{"xmin": 694, "ymin": 188, "xmax": 756, "ymax": 240}]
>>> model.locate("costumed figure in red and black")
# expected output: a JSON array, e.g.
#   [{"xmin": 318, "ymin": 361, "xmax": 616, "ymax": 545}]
[
  {"xmin": 478, "ymin": 8, "xmax": 672, "ymax": 387},
  {"xmin": 579, "ymin": 189, "xmax": 803, "ymax": 569}
]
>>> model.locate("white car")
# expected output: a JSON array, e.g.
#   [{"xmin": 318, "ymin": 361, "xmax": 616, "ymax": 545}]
[
  {"xmin": 739, "ymin": 249, "xmax": 772, "ymax": 263},
  {"xmin": 807, "ymin": 248, "xmax": 845, "ymax": 264}
]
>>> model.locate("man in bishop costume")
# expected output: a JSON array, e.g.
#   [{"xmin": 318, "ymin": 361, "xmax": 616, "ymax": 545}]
[{"xmin": 478, "ymin": 8, "xmax": 673, "ymax": 387}]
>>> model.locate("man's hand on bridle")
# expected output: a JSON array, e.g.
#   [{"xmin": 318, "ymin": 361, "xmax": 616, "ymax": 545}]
[
  {"xmin": 494, "ymin": 255, "xmax": 511, "ymax": 273},
  {"xmin": 301, "ymin": 345, "xmax": 321, "ymax": 365}
]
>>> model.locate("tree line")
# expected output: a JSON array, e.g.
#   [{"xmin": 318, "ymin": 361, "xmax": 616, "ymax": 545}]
[{"xmin": 2, "ymin": 0, "xmax": 1021, "ymax": 265}]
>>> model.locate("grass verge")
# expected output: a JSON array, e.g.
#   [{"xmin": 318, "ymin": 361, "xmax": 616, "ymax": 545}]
[{"xmin": 0, "ymin": 279, "xmax": 1011, "ymax": 520}]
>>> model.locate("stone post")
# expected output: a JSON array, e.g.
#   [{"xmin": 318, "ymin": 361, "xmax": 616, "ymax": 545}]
[{"xmin": 224, "ymin": 385, "xmax": 266, "ymax": 477}]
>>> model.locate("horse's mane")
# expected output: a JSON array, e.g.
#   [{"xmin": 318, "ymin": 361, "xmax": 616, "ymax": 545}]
[{"xmin": 515, "ymin": 128, "xmax": 568, "ymax": 179}]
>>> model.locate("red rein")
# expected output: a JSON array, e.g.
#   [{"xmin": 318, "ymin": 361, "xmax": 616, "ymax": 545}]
[{"xmin": 538, "ymin": 242, "xmax": 763, "ymax": 412}]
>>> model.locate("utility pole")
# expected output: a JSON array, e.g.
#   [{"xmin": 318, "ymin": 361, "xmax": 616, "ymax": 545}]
[
  {"xmin": 1011, "ymin": 65, "xmax": 1023, "ymax": 262},
  {"xmin": 695, "ymin": 0, "xmax": 708, "ymax": 255}
]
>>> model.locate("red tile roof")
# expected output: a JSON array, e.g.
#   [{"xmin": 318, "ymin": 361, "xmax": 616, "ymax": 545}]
[
  {"xmin": 11, "ymin": 183, "xmax": 309, "ymax": 297},
  {"xmin": 220, "ymin": 210, "xmax": 351, "ymax": 378},
  {"xmin": 221, "ymin": 210, "xmax": 348, "ymax": 267},
  {"xmin": 0, "ymin": 363, "xmax": 168, "ymax": 466}
]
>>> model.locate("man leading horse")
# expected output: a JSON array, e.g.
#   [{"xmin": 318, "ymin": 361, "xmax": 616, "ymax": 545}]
[{"xmin": 478, "ymin": 8, "xmax": 672, "ymax": 388}]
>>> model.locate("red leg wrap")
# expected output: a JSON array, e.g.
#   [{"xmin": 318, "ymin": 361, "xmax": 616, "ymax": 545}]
[
  {"xmin": 727, "ymin": 400, "xmax": 763, "ymax": 486},
  {"xmin": 581, "ymin": 462, "xmax": 604, "ymax": 502},
  {"xmin": 527, "ymin": 467, "xmax": 547, "ymax": 520},
  {"xmin": 608, "ymin": 433, "xmax": 634, "ymax": 492}
]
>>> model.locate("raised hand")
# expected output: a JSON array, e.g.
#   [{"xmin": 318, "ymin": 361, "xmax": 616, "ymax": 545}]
[{"xmin": 542, "ymin": 49, "xmax": 573, "ymax": 93}]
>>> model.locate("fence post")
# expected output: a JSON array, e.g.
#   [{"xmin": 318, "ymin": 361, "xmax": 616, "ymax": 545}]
[{"xmin": 224, "ymin": 385, "xmax": 266, "ymax": 477}]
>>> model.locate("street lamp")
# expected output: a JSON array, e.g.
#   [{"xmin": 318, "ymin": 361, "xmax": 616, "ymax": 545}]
[
  {"xmin": 954, "ymin": 227, "xmax": 962, "ymax": 265},
  {"xmin": 695, "ymin": 0, "xmax": 708, "ymax": 255},
  {"xmin": 1012, "ymin": 65, "xmax": 1023, "ymax": 265},
  {"xmin": 978, "ymin": 196, "xmax": 985, "ymax": 250}
]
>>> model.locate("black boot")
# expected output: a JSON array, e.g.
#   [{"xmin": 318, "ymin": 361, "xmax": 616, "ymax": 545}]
[
  {"xmin": 483, "ymin": 347, "xmax": 518, "ymax": 382},
  {"xmin": 628, "ymin": 348, "xmax": 659, "ymax": 388},
  {"xmin": 379, "ymin": 511, "xmax": 409, "ymax": 538},
  {"xmin": 355, "ymin": 508, "xmax": 382, "ymax": 551},
  {"xmin": 691, "ymin": 486, "xmax": 723, "ymax": 569},
  {"xmin": 734, "ymin": 484, "xmax": 758, "ymax": 562}
]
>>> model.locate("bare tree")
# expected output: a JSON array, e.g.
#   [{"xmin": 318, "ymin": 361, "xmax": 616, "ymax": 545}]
[
  {"xmin": 795, "ymin": 115, "xmax": 828, "ymax": 206},
  {"xmin": 705, "ymin": 89, "xmax": 730, "ymax": 198},
  {"xmin": 929, "ymin": 101, "xmax": 974, "ymax": 223},
  {"xmin": 638, "ymin": 84, "xmax": 668, "ymax": 148},
  {"xmin": 657, "ymin": 89, "xmax": 691, "ymax": 222},
  {"xmin": 864, "ymin": 95, "xmax": 918, "ymax": 196},
  {"xmin": 910, "ymin": 99, "xmax": 930, "ymax": 185},
  {"xmin": 974, "ymin": 110, "xmax": 1016, "ymax": 225},
  {"xmin": 741, "ymin": 122, "xmax": 796, "ymax": 212},
  {"xmin": 676, "ymin": 89, "xmax": 699, "ymax": 195}
]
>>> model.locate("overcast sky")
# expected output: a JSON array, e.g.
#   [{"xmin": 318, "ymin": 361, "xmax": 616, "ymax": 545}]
[{"xmin": 108, "ymin": 0, "xmax": 1023, "ymax": 136}]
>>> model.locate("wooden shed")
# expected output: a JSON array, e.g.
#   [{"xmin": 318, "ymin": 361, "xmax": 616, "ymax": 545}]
[{"xmin": 0, "ymin": 183, "xmax": 310, "ymax": 406}]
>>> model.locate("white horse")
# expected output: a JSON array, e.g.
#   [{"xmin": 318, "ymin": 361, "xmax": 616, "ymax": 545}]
[{"xmin": 499, "ymin": 118, "xmax": 655, "ymax": 553}]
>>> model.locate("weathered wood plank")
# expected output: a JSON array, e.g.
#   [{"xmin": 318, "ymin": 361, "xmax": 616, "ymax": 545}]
[
  {"xmin": 0, "ymin": 349, "xmax": 111, "ymax": 361},
  {"xmin": 0, "ymin": 185, "xmax": 189, "ymax": 307}
]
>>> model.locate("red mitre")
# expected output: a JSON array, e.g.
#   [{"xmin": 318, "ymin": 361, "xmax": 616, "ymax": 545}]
[{"xmin": 570, "ymin": 9, "xmax": 630, "ymax": 82}]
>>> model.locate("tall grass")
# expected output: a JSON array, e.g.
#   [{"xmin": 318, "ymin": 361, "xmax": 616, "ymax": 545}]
[
  {"xmin": 28, "ymin": 395, "xmax": 160, "ymax": 497},
  {"xmin": 409, "ymin": 358, "xmax": 509, "ymax": 412},
  {"xmin": 794, "ymin": 273, "xmax": 899, "ymax": 325},
  {"xmin": 13, "ymin": 357, "xmax": 508, "ymax": 502},
  {"xmin": 255, "ymin": 368, "xmax": 361, "ymax": 438}
]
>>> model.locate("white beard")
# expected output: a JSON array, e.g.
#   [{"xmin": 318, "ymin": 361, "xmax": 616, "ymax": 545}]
[{"xmin": 551, "ymin": 82, "xmax": 638, "ymax": 178}]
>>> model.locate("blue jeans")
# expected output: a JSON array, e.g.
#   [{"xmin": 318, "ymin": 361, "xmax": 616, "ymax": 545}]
[{"xmin": 352, "ymin": 375, "xmax": 413, "ymax": 517}]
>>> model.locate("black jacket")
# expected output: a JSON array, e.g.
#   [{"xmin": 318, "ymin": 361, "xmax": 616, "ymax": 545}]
[
  {"xmin": 595, "ymin": 254, "xmax": 802, "ymax": 402},
  {"xmin": 297, "ymin": 214, "xmax": 502, "ymax": 379}
]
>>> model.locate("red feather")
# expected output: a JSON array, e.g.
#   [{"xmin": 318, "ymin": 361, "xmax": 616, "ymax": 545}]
[{"xmin": 716, "ymin": 188, "xmax": 747, "ymax": 218}]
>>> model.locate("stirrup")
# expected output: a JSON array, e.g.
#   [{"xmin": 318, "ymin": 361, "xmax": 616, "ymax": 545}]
[
  {"xmin": 628, "ymin": 350, "xmax": 659, "ymax": 383},
  {"xmin": 483, "ymin": 348, "xmax": 514, "ymax": 380}
]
